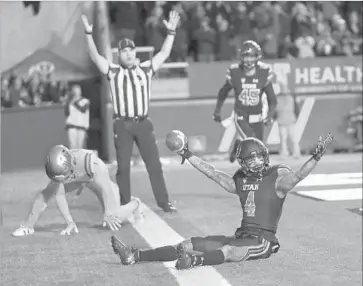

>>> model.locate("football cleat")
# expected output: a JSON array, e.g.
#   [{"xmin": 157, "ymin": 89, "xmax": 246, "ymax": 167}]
[
  {"xmin": 12, "ymin": 225, "xmax": 35, "ymax": 237},
  {"xmin": 111, "ymin": 235, "xmax": 138, "ymax": 265},
  {"xmin": 175, "ymin": 242, "xmax": 194, "ymax": 270}
]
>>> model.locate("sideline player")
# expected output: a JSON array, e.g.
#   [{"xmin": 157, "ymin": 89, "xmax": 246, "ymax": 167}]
[
  {"xmin": 213, "ymin": 40, "xmax": 277, "ymax": 163},
  {"xmin": 111, "ymin": 130, "xmax": 333, "ymax": 270},
  {"xmin": 12, "ymin": 145, "xmax": 143, "ymax": 237}
]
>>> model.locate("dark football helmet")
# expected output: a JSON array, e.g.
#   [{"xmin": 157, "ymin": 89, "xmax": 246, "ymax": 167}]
[
  {"xmin": 236, "ymin": 137, "xmax": 269, "ymax": 178},
  {"xmin": 239, "ymin": 40, "xmax": 262, "ymax": 71}
]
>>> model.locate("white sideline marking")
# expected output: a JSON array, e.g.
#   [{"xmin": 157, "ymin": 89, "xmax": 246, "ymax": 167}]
[
  {"xmin": 297, "ymin": 188, "xmax": 362, "ymax": 201},
  {"xmin": 111, "ymin": 183, "xmax": 232, "ymax": 286},
  {"xmin": 297, "ymin": 173, "xmax": 362, "ymax": 187}
]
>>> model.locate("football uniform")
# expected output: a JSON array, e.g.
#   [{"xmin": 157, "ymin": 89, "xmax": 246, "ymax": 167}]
[
  {"xmin": 190, "ymin": 164, "xmax": 291, "ymax": 261},
  {"xmin": 225, "ymin": 62, "xmax": 276, "ymax": 140}
]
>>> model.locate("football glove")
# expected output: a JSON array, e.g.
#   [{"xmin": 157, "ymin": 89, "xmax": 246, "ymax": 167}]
[{"xmin": 312, "ymin": 133, "xmax": 334, "ymax": 161}]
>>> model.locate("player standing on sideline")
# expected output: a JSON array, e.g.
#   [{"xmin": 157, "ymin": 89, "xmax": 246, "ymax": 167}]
[
  {"xmin": 111, "ymin": 130, "xmax": 333, "ymax": 270},
  {"xmin": 12, "ymin": 145, "xmax": 143, "ymax": 237},
  {"xmin": 213, "ymin": 40, "xmax": 278, "ymax": 163},
  {"xmin": 81, "ymin": 11, "xmax": 180, "ymax": 212}
]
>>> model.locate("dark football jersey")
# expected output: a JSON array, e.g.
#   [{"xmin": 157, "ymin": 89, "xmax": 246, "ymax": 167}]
[
  {"xmin": 226, "ymin": 62, "xmax": 274, "ymax": 117},
  {"xmin": 233, "ymin": 164, "xmax": 292, "ymax": 233}
]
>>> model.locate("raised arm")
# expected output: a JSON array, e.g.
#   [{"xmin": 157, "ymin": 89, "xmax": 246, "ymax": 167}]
[
  {"xmin": 81, "ymin": 15, "xmax": 109, "ymax": 75},
  {"xmin": 187, "ymin": 155, "xmax": 237, "ymax": 194},
  {"xmin": 275, "ymin": 133, "xmax": 334, "ymax": 198},
  {"xmin": 150, "ymin": 11, "xmax": 180, "ymax": 72},
  {"xmin": 165, "ymin": 131, "xmax": 237, "ymax": 194}
]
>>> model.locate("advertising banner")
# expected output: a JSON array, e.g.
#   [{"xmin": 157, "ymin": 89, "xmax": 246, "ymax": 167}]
[{"xmin": 189, "ymin": 56, "xmax": 362, "ymax": 98}]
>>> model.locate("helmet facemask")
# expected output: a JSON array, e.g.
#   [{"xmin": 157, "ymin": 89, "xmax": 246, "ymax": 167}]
[
  {"xmin": 237, "ymin": 150, "xmax": 269, "ymax": 178},
  {"xmin": 241, "ymin": 53, "xmax": 259, "ymax": 71}
]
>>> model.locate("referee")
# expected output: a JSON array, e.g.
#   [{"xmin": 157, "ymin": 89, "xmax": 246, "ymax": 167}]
[{"xmin": 82, "ymin": 11, "xmax": 180, "ymax": 212}]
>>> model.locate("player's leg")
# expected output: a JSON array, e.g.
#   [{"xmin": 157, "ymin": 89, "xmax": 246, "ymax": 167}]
[
  {"xmin": 175, "ymin": 236, "xmax": 278, "ymax": 270},
  {"xmin": 12, "ymin": 182, "xmax": 60, "ymax": 236},
  {"xmin": 230, "ymin": 116, "xmax": 255, "ymax": 162},
  {"xmin": 113, "ymin": 119, "xmax": 134, "ymax": 205},
  {"xmin": 134, "ymin": 118, "xmax": 171, "ymax": 209},
  {"xmin": 251, "ymin": 122, "xmax": 264, "ymax": 142},
  {"xmin": 111, "ymin": 235, "xmax": 182, "ymax": 264}
]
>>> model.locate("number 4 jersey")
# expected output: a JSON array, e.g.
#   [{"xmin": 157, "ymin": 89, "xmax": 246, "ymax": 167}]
[
  {"xmin": 226, "ymin": 62, "xmax": 275, "ymax": 118},
  {"xmin": 233, "ymin": 164, "xmax": 291, "ymax": 234}
]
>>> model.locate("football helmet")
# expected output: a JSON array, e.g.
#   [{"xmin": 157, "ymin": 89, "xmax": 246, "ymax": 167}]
[
  {"xmin": 45, "ymin": 145, "xmax": 74, "ymax": 183},
  {"xmin": 236, "ymin": 138, "xmax": 269, "ymax": 178},
  {"xmin": 239, "ymin": 40, "xmax": 262, "ymax": 71}
]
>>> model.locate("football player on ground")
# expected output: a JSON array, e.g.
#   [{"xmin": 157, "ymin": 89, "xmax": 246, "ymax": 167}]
[
  {"xmin": 213, "ymin": 40, "xmax": 278, "ymax": 163},
  {"xmin": 111, "ymin": 130, "xmax": 333, "ymax": 270},
  {"xmin": 12, "ymin": 145, "xmax": 143, "ymax": 237}
]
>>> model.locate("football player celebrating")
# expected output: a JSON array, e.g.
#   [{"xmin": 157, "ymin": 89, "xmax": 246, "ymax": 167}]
[
  {"xmin": 213, "ymin": 40, "xmax": 278, "ymax": 163},
  {"xmin": 12, "ymin": 145, "xmax": 143, "ymax": 237},
  {"xmin": 111, "ymin": 130, "xmax": 333, "ymax": 270}
]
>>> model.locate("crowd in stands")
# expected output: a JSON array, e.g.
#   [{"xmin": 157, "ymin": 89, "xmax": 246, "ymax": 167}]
[
  {"xmin": 108, "ymin": 1, "xmax": 363, "ymax": 61},
  {"xmin": 2, "ymin": 1, "xmax": 362, "ymax": 109},
  {"xmin": 1, "ymin": 72, "xmax": 69, "ymax": 109}
]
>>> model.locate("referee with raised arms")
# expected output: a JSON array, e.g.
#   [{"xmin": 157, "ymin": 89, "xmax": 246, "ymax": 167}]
[{"xmin": 82, "ymin": 11, "xmax": 180, "ymax": 212}]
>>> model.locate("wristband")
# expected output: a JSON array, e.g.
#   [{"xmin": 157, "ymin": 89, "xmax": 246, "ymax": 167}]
[
  {"xmin": 167, "ymin": 29, "xmax": 176, "ymax": 36},
  {"xmin": 181, "ymin": 150, "xmax": 193, "ymax": 165},
  {"xmin": 312, "ymin": 154, "xmax": 321, "ymax": 161},
  {"xmin": 85, "ymin": 31, "xmax": 92, "ymax": 35}
]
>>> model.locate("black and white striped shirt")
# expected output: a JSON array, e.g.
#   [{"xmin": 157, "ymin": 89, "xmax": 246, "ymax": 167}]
[{"xmin": 107, "ymin": 63, "xmax": 153, "ymax": 118}]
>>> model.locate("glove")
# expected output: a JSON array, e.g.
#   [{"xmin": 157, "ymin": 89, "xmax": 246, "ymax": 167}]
[
  {"xmin": 213, "ymin": 110, "xmax": 222, "ymax": 123},
  {"xmin": 177, "ymin": 142, "xmax": 193, "ymax": 165},
  {"xmin": 263, "ymin": 116, "xmax": 273, "ymax": 126},
  {"xmin": 60, "ymin": 221, "xmax": 79, "ymax": 236},
  {"xmin": 103, "ymin": 214, "xmax": 122, "ymax": 231},
  {"xmin": 312, "ymin": 133, "xmax": 334, "ymax": 161},
  {"xmin": 165, "ymin": 130, "xmax": 193, "ymax": 165}
]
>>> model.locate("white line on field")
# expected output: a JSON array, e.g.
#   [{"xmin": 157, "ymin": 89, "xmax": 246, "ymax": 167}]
[{"xmin": 111, "ymin": 183, "xmax": 232, "ymax": 286}]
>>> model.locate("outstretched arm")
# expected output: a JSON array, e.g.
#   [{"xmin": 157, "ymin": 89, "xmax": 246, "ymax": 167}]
[
  {"xmin": 82, "ymin": 15, "xmax": 109, "ymax": 75},
  {"xmin": 276, "ymin": 133, "xmax": 334, "ymax": 198},
  {"xmin": 186, "ymin": 155, "xmax": 237, "ymax": 194},
  {"xmin": 150, "ymin": 11, "xmax": 180, "ymax": 72},
  {"xmin": 25, "ymin": 182, "xmax": 60, "ymax": 228}
]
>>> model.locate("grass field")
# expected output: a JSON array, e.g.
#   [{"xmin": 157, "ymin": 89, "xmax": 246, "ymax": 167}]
[{"xmin": 0, "ymin": 154, "xmax": 362, "ymax": 286}]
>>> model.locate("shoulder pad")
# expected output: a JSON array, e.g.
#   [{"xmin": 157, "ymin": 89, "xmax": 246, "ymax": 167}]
[{"xmin": 259, "ymin": 62, "xmax": 275, "ymax": 84}]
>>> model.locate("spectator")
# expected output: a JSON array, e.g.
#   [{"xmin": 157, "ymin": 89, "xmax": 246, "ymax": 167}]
[
  {"xmin": 43, "ymin": 74, "xmax": 62, "ymax": 103},
  {"xmin": 193, "ymin": 17, "xmax": 216, "ymax": 62},
  {"xmin": 170, "ymin": 19, "xmax": 188, "ymax": 62},
  {"xmin": 331, "ymin": 16, "xmax": 353, "ymax": 56},
  {"xmin": 252, "ymin": 3, "xmax": 279, "ymax": 59},
  {"xmin": 145, "ymin": 5, "xmax": 166, "ymax": 53},
  {"xmin": 65, "ymin": 85, "xmax": 90, "ymax": 149},
  {"xmin": 291, "ymin": 3, "xmax": 316, "ymax": 58},
  {"xmin": 230, "ymin": 2, "xmax": 252, "ymax": 57},
  {"xmin": 109, "ymin": 2, "xmax": 139, "ymax": 46},
  {"xmin": 215, "ymin": 14, "xmax": 233, "ymax": 61},
  {"xmin": 347, "ymin": 11, "xmax": 363, "ymax": 55}
]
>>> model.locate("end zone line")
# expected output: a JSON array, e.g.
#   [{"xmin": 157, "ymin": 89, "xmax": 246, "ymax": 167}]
[{"xmin": 111, "ymin": 182, "xmax": 232, "ymax": 286}]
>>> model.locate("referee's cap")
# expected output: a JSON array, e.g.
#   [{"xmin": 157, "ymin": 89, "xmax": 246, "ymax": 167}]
[{"xmin": 118, "ymin": 38, "xmax": 136, "ymax": 51}]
